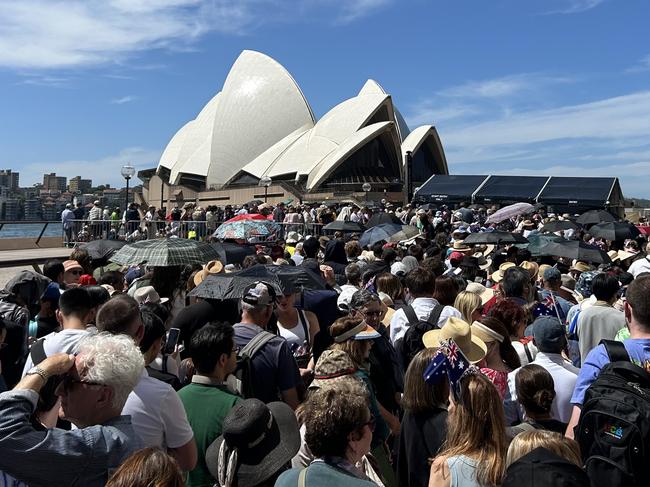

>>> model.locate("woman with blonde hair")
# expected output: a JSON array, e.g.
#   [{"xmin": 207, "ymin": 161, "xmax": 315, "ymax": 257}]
[
  {"xmin": 454, "ymin": 291, "xmax": 483, "ymax": 324},
  {"xmin": 505, "ymin": 430, "xmax": 582, "ymax": 467},
  {"xmin": 428, "ymin": 373, "xmax": 507, "ymax": 487}
]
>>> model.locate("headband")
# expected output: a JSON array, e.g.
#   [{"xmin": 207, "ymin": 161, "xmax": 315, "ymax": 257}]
[{"xmin": 333, "ymin": 321, "xmax": 367, "ymax": 343}]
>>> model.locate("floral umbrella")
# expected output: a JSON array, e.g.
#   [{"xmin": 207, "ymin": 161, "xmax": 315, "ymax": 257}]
[{"xmin": 213, "ymin": 219, "xmax": 280, "ymax": 240}]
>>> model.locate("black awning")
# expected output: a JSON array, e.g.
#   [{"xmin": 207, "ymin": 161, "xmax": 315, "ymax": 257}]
[
  {"xmin": 537, "ymin": 177, "xmax": 618, "ymax": 209},
  {"xmin": 414, "ymin": 175, "xmax": 487, "ymax": 203},
  {"xmin": 474, "ymin": 175, "xmax": 548, "ymax": 204}
]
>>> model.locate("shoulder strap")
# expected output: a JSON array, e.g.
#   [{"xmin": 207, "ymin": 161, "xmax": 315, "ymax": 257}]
[
  {"xmin": 601, "ymin": 339, "xmax": 630, "ymax": 363},
  {"xmin": 403, "ymin": 305, "xmax": 419, "ymax": 326},
  {"xmin": 297, "ymin": 309, "xmax": 310, "ymax": 346},
  {"xmin": 30, "ymin": 338, "xmax": 47, "ymax": 365},
  {"xmin": 523, "ymin": 342, "xmax": 533, "ymax": 363},
  {"xmin": 426, "ymin": 304, "xmax": 444, "ymax": 327},
  {"xmin": 241, "ymin": 331, "xmax": 275, "ymax": 359},
  {"xmin": 298, "ymin": 467, "xmax": 307, "ymax": 487}
]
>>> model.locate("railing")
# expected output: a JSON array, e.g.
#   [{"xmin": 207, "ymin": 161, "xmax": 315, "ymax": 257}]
[{"xmin": 62, "ymin": 219, "xmax": 329, "ymax": 246}]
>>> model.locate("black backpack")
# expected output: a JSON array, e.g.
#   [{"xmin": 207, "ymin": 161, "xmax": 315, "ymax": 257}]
[
  {"xmin": 575, "ymin": 339, "xmax": 650, "ymax": 487},
  {"xmin": 395, "ymin": 304, "xmax": 443, "ymax": 372},
  {"xmin": 228, "ymin": 331, "xmax": 275, "ymax": 399}
]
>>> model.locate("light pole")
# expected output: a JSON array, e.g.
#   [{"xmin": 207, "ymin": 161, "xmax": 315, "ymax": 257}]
[
  {"xmin": 121, "ymin": 164, "xmax": 136, "ymax": 212},
  {"xmin": 260, "ymin": 176, "xmax": 272, "ymax": 203},
  {"xmin": 362, "ymin": 182, "xmax": 371, "ymax": 203}
]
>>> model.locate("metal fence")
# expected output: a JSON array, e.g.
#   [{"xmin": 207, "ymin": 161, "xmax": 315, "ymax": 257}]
[{"xmin": 62, "ymin": 219, "xmax": 328, "ymax": 246}]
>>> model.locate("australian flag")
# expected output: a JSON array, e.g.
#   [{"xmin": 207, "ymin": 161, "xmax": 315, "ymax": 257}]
[{"xmin": 423, "ymin": 339, "xmax": 474, "ymax": 401}]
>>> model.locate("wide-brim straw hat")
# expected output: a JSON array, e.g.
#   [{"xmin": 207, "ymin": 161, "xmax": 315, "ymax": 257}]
[
  {"xmin": 452, "ymin": 240, "xmax": 472, "ymax": 253},
  {"xmin": 491, "ymin": 262, "xmax": 515, "ymax": 283},
  {"xmin": 569, "ymin": 261, "xmax": 591, "ymax": 273},
  {"xmin": 520, "ymin": 261, "xmax": 539, "ymax": 281},
  {"xmin": 422, "ymin": 316, "xmax": 487, "ymax": 363},
  {"xmin": 193, "ymin": 259, "xmax": 225, "ymax": 286}
]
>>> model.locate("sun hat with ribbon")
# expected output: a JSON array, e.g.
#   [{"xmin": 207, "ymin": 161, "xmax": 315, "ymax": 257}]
[
  {"xmin": 309, "ymin": 349, "xmax": 358, "ymax": 390},
  {"xmin": 332, "ymin": 320, "xmax": 380, "ymax": 342},
  {"xmin": 205, "ymin": 399, "xmax": 300, "ymax": 487},
  {"xmin": 132, "ymin": 285, "xmax": 169, "ymax": 305},
  {"xmin": 422, "ymin": 316, "xmax": 487, "ymax": 363}
]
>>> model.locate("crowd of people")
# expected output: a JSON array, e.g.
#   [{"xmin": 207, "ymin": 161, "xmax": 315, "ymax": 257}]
[{"xmin": 2, "ymin": 200, "xmax": 649, "ymax": 486}]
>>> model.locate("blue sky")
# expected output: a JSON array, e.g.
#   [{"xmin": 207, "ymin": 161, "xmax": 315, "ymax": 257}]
[{"xmin": 1, "ymin": 0, "xmax": 649, "ymax": 196}]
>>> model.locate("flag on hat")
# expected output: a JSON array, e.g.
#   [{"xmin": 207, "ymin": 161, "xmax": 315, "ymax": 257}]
[{"xmin": 423, "ymin": 338, "xmax": 476, "ymax": 401}]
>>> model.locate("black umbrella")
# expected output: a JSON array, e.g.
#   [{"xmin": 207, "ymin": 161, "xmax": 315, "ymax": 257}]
[
  {"xmin": 462, "ymin": 231, "xmax": 529, "ymax": 245},
  {"xmin": 209, "ymin": 242, "xmax": 256, "ymax": 265},
  {"xmin": 537, "ymin": 240, "xmax": 611, "ymax": 264},
  {"xmin": 79, "ymin": 239, "xmax": 126, "ymax": 261},
  {"xmin": 519, "ymin": 234, "xmax": 568, "ymax": 255},
  {"xmin": 540, "ymin": 220, "xmax": 581, "ymax": 233},
  {"xmin": 245, "ymin": 199, "xmax": 264, "ymax": 207},
  {"xmin": 322, "ymin": 220, "xmax": 366, "ymax": 232},
  {"xmin": 367, "ymin": 213, "xmax": 401, "ymax": 227},
  {"xmin": 576, "ymin": 209, "xmax": 616, "ymax": 225},
  {"xmin": 455, "ymin": 208, "xmax": 474, "ymax": 223},
  {"xmin": 588, "ymin": 222, "xmax": 640, "ymax": 241},
  {"xmin": 358, "ymin": 223, "xmax": 404, "ymax": 247},
  {"xmin": 189, "ymin": 264, "xmax": 324, "ymax": 300}
]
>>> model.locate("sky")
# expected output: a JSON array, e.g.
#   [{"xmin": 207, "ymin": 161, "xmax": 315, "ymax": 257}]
[{"xmin": 1, "ymin": 0, "xmax": 649, "ymax": 196}]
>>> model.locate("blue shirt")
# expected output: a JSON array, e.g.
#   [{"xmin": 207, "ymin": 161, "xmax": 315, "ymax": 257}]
[
  {"xmin": 233, "ymin": 323, "xmax": 301, "ymax": 403},
  {"xmin": 570, "ymin": 338, "xmax": 650, "ymax": 405},
  {"xmin": 0, "ymin": 389, "xmax": 140, "ymax": 487}
]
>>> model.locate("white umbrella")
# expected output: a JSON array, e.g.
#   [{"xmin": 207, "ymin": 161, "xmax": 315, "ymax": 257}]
[{"xmin": 485, "ymin": 202, "xmax": 535, "ymax": 224}]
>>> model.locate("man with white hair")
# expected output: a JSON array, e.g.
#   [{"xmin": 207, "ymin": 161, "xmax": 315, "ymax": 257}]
[
  {"xmin": 0, "ymin": 332, "xmax": 144, "ymax": 486},
  {"xmin": 234, "ymin": 281, "xmax": 301, "ymax": 409}
]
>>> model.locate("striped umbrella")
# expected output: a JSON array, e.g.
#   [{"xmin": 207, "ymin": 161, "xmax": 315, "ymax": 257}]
[{"xmin": 109, "ymin": 238, "xmax": 222, "ymax": 266}]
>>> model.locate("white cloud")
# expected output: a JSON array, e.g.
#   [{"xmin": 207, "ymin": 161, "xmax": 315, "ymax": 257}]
[
  {"xmin": 438, "ymin": 73, "xmax": 575, "ymax": 99},
  {"xmin": 0, "ymin": 1, "xmax": 391, "ymax": 71},
  {"xmin": 545, "ymin": 0, "xmax": 605, "ymax": 14},
  {"xmin": 626, "ymin": 53, "xmax": 650, "ymax": 73},
  {"xmin": 20, "ymin": 147, "xmax": 161, "ymax": 187},
  {"xmin": 405, "ymin": 103, "xmax": 480, "ymax": 127},
  {"xmin": 110, "ymin": 95, "xmax": 137, "ymax": 105}
]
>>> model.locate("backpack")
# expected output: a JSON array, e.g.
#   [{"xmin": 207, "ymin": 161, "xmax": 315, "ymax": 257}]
[
  {"xmin": 575, "ymin": 339, "xmax": 650, "ymax": 487},
  {"xmin": 395, "ymin": 304, "xmax": 443, "ymax": 372},
  {"xmin": 228, "ymin": 331, "xmax": 276, "ymax": 399}
]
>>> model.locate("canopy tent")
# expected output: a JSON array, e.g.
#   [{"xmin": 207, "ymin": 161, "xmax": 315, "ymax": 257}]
[
  {"xmin": 413, "ymin": 175, "xmax": 486, "ymax": 204},
  {"xmin": 536, "ymin": 177, "xmax": 623, "ymax": 214},
  {"xmin": 414, "ymin": 174, "xmax": 623, "ymax": 214},
  {"xmin": 473, "ymin": 175, "xmax": 548, "ymax": 204}
]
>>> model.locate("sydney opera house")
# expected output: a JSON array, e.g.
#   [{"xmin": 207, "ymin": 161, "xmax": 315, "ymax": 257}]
[
  {"xmin": 139, "ymin": 50, "xmax": 624, "ymax": 213},
  {"xmin": 139, "ymin": 50, "xmax": 449, "ymax": 207}
]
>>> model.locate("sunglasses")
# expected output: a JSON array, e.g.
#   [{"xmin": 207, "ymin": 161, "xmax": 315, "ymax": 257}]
[
  {"xmin": 361, "ymin": 310, "xmax": 382, "ymax": 318},
  {"xmin": 70, "ymin": 270, "xmax": 83, "ymax": 276},
  {"xmin": 61, "ymin": 375, "xmax": 104, "ymax": 392}
]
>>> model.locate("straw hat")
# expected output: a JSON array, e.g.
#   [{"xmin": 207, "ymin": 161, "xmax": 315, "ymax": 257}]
[
  {"xmin": 471, "ymin": 321, "xmax": 504, "ymax": 344},
  {"xmin": 133, "ymin": 286, "xmax": 169, "ymax": 305},
  {"xmin": 569, "ymin": 261, "xmax": 591, "ymax": 273},
  {"xmin": 452, "ymin": 240, "xmax": 472, "ymax": 253},
  {"xmin": 520, "ymin": 261, "xmax": 539, "ymax": 281},
  {"xmin": 465, "ymin": 282, "xmax": 494, "ymax": 305},
  {"xmin": 617, "ymin": 250, "xmax": 636, "ymax": 262},
  {"xmin": 422, "ymin": 316, "xmax": 487, "ymax": 363},
  {"xmin": 193, "ymin": 259, "xmax": 225, "ymax": 286},
  {"xmin": 607, "ymin": 250, "xmax": 620, "ymax": 262},
  {"xmin": 491, "ymin": 262, "xmax": 516, "ymax": 283}
]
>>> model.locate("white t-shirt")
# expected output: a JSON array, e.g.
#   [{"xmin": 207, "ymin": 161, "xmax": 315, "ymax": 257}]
[
  {"xmin": 122, "ymin": 370, "xmax": 194, "ymax": 449},
  {"xmin": 628, "ymin": 256, "xmax": 650, "ymax": 278},
  {"xmin": 22, "ymin": 329, "xmax": 89, "ymax": 377},
  {"xmin": 389, "ymin": 297, "xmax": 462, "ymax": 344}
]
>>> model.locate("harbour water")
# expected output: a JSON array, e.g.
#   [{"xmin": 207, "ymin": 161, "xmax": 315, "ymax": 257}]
[{"xmin": 0, "ymin": 223, "xmax": 63, "ymax": 239}]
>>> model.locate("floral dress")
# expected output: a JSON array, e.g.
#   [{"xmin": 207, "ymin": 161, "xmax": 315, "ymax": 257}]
[{"xmin": 480, "ymin": 367, "xmax": 509, "ymax": 399}]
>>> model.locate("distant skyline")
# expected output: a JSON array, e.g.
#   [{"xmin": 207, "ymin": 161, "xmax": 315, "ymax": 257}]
[{"xmin": 1, "ymin": 0, "xmax": 649, "ymax": 196}]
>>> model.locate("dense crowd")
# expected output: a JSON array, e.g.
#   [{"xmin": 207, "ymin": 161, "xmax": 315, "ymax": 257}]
[{"xmin": 1, "ymin": 200, "xmax": 649, "ymax": 487}]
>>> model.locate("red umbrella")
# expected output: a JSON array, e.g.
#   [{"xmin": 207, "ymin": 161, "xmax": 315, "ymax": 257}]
[
  {"xmin": 636, "ymin": 226, "xmax": 650, "ymax": 236},
  {"xmin": 224, "ymin": 213, "xmax": 271, "ymax": 223}
]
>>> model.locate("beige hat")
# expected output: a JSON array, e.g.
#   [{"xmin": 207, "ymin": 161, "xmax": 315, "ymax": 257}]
[
  {"xmin": 452, "ymin": 240, "xmax": 472, "ymax": 253},
  {"xmin": 607, "ymin": 250, "xmax": 620, "ymax": 262},
  {"xmin": 133, "ymin": 286, "xmax": 169, "ymax": 305},
  {"xmin": 617, "ymin": 250, "xmax": 636, "ymax": 262},
  {"xmin": 471, "ymin": 321, "xmax": 504, "ymax": 344},
  {"xmin": 193, "ymin": 259, "xmax": 225, "ymax": 286},
  {"xmin": 520, "ymin": 261, "xmax": 539, "ymax": 281},
  {"xmin": 570, "ymin": 261, "xmax": 591, "ymax": 273},
  {"xmin": 422, "ymin": 316, "xmax": 487, "ymax": 363},
  {"xmin": 63, "ymin": 260, "xmax": 83, "ymax": 273},
  {"xmin": 491, "ymin": 262, "xmax": 516, "ymax": 283},
  {"xmin": 465, "ymin": 282, "xmax": 494, "ymax": 305}
]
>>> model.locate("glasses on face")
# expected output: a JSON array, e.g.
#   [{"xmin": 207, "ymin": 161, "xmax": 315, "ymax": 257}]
[
  {"xmin": 61, "ymin": 375, "xmax": 104, "ymax": 393},
  {"xmin": 362, "ymin": 310, "xmax": 382, "ymax": 318}
]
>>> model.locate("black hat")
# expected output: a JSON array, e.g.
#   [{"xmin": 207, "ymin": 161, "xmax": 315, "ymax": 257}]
[
  {"xmin": 502, "ymin": 447, "xmax": 590, "ymax": 487},
  {"xmin": 206, "ymin": 399, "xmax": 300, "ymax": 487}
]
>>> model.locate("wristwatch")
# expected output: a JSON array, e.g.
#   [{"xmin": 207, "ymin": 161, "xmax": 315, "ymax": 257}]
[{"xmin": 25, "ymin": 366, "xmax": 49, "ymax": 382}]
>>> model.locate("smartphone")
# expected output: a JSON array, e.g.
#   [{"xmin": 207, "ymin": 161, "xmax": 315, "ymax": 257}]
[{"xmin": 163, "ymin": 328, "xmax": 181, "ymax": 355}]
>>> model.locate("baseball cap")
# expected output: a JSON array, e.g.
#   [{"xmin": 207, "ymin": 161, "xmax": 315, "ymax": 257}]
[
  {"xmin": 41, "ymin": 282, "xmax": 61, "ymax": 302},
  {"xmin": 532, "ymin": 315, "xmax": 565, "ymax": 352},
  {"xmin": 242, "ymin": 281, "xmax": 277, "ymax": 306}
]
